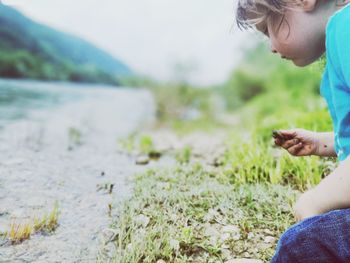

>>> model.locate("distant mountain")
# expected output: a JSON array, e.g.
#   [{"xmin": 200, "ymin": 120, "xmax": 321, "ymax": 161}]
[{"xmin": 0, "ymin": 4, "xmax": 132, "ymax": 85}]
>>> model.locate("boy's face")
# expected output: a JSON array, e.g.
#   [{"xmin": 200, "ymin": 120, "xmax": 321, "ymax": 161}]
[{"xmin": 256, "ymin": 8, "xmax": 326, "ymax": 66}]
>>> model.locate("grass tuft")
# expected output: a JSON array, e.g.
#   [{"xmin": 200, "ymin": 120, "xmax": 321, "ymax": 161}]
[
  {"xmin": 33, "ymin": 202, "xmax": 59, "ymax": 234},
  {"xmin": 8, "ymin": 221, "xmax": 32, "ymax": 245},
  {"xmin": 3, "ymin": 203, "xmax": 60, "ymax": 245}
]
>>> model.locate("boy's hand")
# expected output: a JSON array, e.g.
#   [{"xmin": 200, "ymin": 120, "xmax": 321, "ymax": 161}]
[{"xmin": 272, "ymin": 129, "xmax": 319, "ymax": 156}]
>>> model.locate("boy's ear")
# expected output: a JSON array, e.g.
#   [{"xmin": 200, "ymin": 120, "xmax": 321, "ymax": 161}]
[{"xmin": 299, "ymin": 0, "xmax": 317, "ymax": 11}]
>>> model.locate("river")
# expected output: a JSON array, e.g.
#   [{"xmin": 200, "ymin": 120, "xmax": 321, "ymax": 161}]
[{"xmin": 0, "ymin": 79, "xmax": 156, "ymax": 262}]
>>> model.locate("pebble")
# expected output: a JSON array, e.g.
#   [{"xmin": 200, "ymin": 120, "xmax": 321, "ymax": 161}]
[
  {"xmin": 134, "ymin": 214, "xmax": 150, "ymax": 227},
  {"xmin": 264, "ymin": 236, "xmax": 276, "ymax": 244},
  {"xmin": 135, "ymin": 155, "xmax": 149, "ymax": 165},
  {"xmin": 101, "ymin": 228, "xmax": 119, "ymax": 244}
]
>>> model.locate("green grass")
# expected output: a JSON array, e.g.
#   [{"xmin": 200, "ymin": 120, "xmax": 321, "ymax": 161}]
[
  {"xmin": 139, "ymin": 135, "xmax": 154, "ymax": 155},
  {"xmin": 175, "ymin": 146, "xmax": 192, "ymax": 164},
  {"xmin": 99, "ymin": 164, "xmax": 297, "ymax": 262}
]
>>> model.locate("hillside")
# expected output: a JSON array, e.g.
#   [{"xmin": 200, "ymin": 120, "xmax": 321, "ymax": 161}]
[{"xmin": 0, "ymin": 4, "xmax": 132, "ymax": 85}]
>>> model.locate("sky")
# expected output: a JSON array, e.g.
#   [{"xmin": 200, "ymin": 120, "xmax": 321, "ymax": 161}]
[{"xmin": 2, "ymin": 0, "xmax": 254, "ymax": 85}]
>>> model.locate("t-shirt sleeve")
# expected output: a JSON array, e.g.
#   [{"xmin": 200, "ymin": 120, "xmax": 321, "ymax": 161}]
[
  {"xmin": 328, "ymin": 8, "xmax": 350, "ymax": 88},
  {"xmin": 323, "ymin": 7, "xmax": 350, "ymax": 161}
]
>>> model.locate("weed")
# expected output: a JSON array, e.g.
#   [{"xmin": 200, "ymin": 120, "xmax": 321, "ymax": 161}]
[
  {"xmin": 139, "ymin": 135, "xmax": 154, "ymax": 155},
  {"xmin": 33, "ymin": 202, "xmax": 59, "ymax": 234},
  {"xmin": 8, "ymin": 221, "xmax": 32, "ymax": 244},
  {"xmin": 68, "ymin": 127, "xmax": 82, "ymax": 149},
  {"xmin": 118, "ymin": 134, "xmax": 136, "ymax": 154},
  {"xmin": 97, "ymin": 183, "xmax": 114, "ymax": 194},
  {"xmin": 176, "ymin": 146, "xmax": 192, "ymax": 164}
]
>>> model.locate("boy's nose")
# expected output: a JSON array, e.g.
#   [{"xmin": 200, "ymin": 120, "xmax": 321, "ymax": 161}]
[
  {"xmin": 271, "ymin": 47, "xmax": 278, "ymax": 54},
  {"xmin": 270, "ymin": 43, "xmax": 278, "ymax": 54}
]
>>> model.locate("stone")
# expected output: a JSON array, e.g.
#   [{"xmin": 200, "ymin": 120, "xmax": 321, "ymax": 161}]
[
  {"xmin": 134, "ymin": 214, "xmax": 150, "ymax": 227},
  {"xmin": 135, "ymin": 155, "xmax": 149, "ymax": 165},
  {"xmin": 264, "ymin": 236, "xmax": 276, "ymax": 244},
  {"xmin": 101, "ymin": 228, "xmax": 119, "ymax": 243},
  {"xmin": 204, "ymin": 223, "xmax": 221, "ymax": 237}
]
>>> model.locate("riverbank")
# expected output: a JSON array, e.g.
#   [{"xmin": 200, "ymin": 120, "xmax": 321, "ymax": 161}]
[{"xmin": 0, "ymin": 83, "xmax": 155, "ymax": 262}]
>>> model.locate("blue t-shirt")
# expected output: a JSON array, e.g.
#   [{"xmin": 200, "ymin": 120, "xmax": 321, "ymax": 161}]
[{"xmin": 320, "ymin": 3, "xmax": 350, "ymax": 161}]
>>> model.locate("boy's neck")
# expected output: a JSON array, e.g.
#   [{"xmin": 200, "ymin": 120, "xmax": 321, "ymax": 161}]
[{"xmin": 316, "ymin": 0, "xmax": 349, "ymax": 34}]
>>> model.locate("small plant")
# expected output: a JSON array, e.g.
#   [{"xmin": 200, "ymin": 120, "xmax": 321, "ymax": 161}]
[
  {"xmin": 8, "ymin": 221, "xmax": 32, "ymax": 244},
  {"xmin": 33, "ymin": 203, "xmax": 59, "ymax": 234},
  {"xmin": 118, "ymin": 134, "xmax": 136, "ymax": 154},
  {"xmin": 0, "ymin": 231, "xmax": 6, "ymax": 238},
  {"xmin": 138, "ymin": 135, "xmax": 162, "ymax": 160},
  {"xmin": 96, "ymin": 183, "xmax": 114, "ymax": 194},
  {"xmin": 108, "ymin": 203, "xmax": 113, "ymax": 217},
  {"xmin": 68, "ymin": 127, "xmax": 83, "ymax": 149},
  {"xmin": 3, "ymin": 203, "xmax": 60, "ymax": 245},
  {"xmin": 181, "ymin": 227, "xmax": 193, "ymax": 244},
  {"xmin": 139, "ymin": 135, "xmax": 154, "ymax": 154},
  {"xmin": 176, "ymin": 146, "xmax": 192, "ymax": 164}
]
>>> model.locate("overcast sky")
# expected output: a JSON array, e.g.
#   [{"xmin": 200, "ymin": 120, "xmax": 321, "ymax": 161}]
[{"xmin": 3, "ymin": 0, "xmax": 253, "ymax": 85}]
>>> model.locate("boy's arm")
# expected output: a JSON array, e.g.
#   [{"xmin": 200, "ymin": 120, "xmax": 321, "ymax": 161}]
[
  {"xmin": 294, "ymin": 156, "xmax": 350, "ymax": 220},
  {"xmin": 274, "ymin": 130, "xmax": 336, "ymax": 157},
  {"xmin": 314, "ymin": 132, "xmax": 337, "ymax": 157}
]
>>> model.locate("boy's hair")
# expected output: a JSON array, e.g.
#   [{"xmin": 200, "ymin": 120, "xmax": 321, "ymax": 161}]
[
  {"xmin": 235, "ymin": 0, "xmax": 297, "ymax": 30},
  {"xmin": 236, "ymin": 0, "xmax": 348, "ymax": 31}
]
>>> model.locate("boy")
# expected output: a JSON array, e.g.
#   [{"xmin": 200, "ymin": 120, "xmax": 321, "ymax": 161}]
[{"xmin": 236, "ymin": 0, "xmax": 350, "ymax": 262}]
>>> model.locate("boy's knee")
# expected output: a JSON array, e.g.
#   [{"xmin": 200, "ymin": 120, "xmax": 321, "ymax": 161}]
[
  {"xmin": 271, "ymin": 225, "xmax": 308, "ymax": 263},
  {"xmin": 271, "ymin": 210, "xmax": 350, "ymax": 263}
]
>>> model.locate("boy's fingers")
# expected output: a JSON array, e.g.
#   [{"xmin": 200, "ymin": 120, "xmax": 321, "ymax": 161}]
[
  {"xmin": 279, "ymin": 130, "xmax": 297, "ymax": 140},
  {"xmin": 274, "ymin": 138, "xmax": 283, "ymax": 146},
  {"xmin": 288, "ymin": 142, "xmax": 303, "ymax": 156},
  {"xmin": 282, "ymin": 138, "xmax": 299, "ymax": 149}
]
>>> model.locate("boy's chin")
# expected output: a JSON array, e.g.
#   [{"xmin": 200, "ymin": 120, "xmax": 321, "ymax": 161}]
[
  {"xmin": 293, "ymin": 60, "xmax": 309, "ymax": 68},
  {"xmin": 292, "ymin": 56, "xmax": 321, "ymax": 67}
]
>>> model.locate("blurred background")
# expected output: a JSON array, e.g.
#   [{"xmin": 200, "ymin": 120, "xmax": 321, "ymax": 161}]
[
  {"xmin": 0, "ymin": 0, "xmax": 260, "ymax": 127},
  {"xmin": 0, "ymin": 0, "xmax": 254, "ymax": 84}
]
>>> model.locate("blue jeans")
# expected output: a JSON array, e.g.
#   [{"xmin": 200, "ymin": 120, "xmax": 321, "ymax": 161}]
[{"xmin": 271, "ymin": 209, "xmax": 350, "ymax": 263}]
